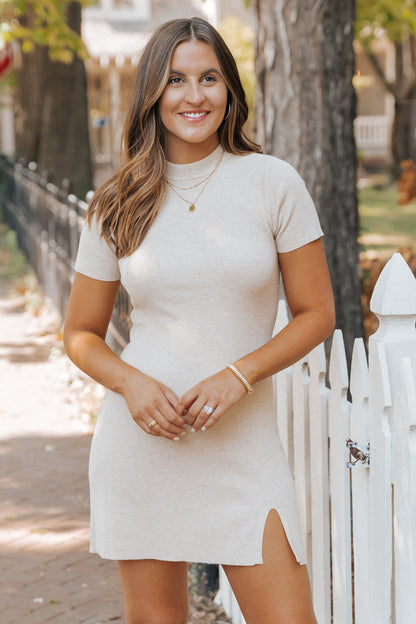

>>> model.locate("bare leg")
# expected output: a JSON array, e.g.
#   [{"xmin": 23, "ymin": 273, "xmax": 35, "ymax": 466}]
[
  {"xmin": 223, "ymin": 510, "xmax": 317, "ymax": 624},
  {"xmin": 118, "ymin": 559, "xmax": 189, "ymax": 624}
]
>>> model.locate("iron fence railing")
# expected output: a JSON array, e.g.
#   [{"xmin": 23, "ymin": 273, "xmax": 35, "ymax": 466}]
[{"xmin": 0, "ymin": 156, "xmax": 130, "ymax": 350}]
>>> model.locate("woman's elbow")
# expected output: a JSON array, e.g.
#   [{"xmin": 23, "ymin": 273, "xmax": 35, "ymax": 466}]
[
  {"xmin": 63, "ymin": 324, "xmax": 76, "ymax": 360},
  {"xmin": 321, "ymin": 300, "xmax": 336, "ymax": 340}
]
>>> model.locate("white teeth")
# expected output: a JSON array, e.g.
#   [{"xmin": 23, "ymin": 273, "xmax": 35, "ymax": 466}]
[{"xmin": 182, "ymin": 112, "xmax": 206, "ymax": 118}]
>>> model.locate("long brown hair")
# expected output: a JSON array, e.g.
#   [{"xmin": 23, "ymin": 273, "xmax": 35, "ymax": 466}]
[{"xmin": 87, "ymin": 17, "xmax": 261, "ymax": 257}]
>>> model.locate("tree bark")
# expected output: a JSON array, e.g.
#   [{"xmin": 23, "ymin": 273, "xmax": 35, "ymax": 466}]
[
  {"xmin": 14, "ymin": 2, "xmax": 92, "ymax": 197},
  {"xmin": 392, "ymin": 92, "xmax": 416, "ymax": 170},
  {"xmin": 254, "ymin": 0, "xmax": 363, "ymax": 361},
  {"xmin": 14, "ymin": 19, "xmax": 48, "ymax": 163}
]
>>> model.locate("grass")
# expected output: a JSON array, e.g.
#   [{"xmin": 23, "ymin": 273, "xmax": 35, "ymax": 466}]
[
  {"xmin": 358, "ymin": 180, "xmax": 416, "ymax": 338},
  {"xmin": 358, "ymin": 182, "xmax": 416, "ymax": 256}
]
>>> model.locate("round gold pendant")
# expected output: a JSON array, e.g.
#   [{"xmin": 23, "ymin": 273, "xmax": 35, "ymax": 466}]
[{"xmin": 189, "ymin": 204, "xmax": 196, "ymax": 212}]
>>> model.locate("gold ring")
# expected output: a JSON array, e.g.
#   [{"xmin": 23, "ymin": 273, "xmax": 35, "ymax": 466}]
[{"xmin": 148, "ymin": 419, "xmax": 158, "ymax": 429}]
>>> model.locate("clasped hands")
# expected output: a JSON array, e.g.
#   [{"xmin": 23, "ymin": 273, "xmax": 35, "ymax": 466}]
[{"xmin": 122, "ymin": 367, "xmax": 249, "ymax": 441}]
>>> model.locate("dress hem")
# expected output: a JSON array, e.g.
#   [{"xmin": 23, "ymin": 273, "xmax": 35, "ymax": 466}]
[{"xmin": 90, "ymin": 506, "xmax": 307, "ymax": 567}]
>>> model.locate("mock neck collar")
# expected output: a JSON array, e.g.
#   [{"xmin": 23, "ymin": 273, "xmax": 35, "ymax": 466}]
[{"xmin": 166, "ymin": 145, "xmax": 224, "ymax": 182}]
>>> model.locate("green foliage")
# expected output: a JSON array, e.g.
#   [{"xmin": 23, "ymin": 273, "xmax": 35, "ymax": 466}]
[
  {"xmin": 0, "ymin": 0, "xmax": 92, "ymax": 62},
  {"xmin": 356, "ymin": 0, "xmax": 416, "ymax": 46}
]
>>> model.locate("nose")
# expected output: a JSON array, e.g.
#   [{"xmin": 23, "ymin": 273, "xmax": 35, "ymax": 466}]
[{"xmin": 184, "ymin": 80, "xmax": 205, "ymax": 105}]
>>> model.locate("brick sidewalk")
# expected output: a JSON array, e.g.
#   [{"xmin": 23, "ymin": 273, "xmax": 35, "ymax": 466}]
[{"xmin": 0, "ymin": 276, "xmax": 125, "ymax": 623}]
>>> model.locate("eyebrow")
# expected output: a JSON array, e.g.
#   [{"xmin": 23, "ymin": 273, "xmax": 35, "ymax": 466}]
[{"xmin": 169, "ymin": 68, "xmax": 222, "ymax": 76}]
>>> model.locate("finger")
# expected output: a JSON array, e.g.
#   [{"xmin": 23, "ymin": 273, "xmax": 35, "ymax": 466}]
[
  {"xmin": 190, "ymin": 401, "xmax": 218, "ymax": 431},
  {"xmin": 162, "ymin": 386, "xmax": 179, "ymax": 410},
  {"xmin": 176, "ymin": 389, "xmax": 199, "ymax": 416},
  {"xmin": 154, "ymin": 408, "xmax": 187, "ymax": 435},
  {"xmin": 144, "ymin": 417, "xmax": 182, "ymax": 441},
  {"xmin": 145, "ymin": 418, "xmax": 161, "ymax": 436},
  {"xmin": 185, "ymin": 395, "xmax": 209, "ymax": 427},
  {"xmin": 158, "ymin": 395, "xmax": 187, "ymax": 428},
  {"xmin": 201, "ymin": 404, "xmax": 225, "ymax": 431}
]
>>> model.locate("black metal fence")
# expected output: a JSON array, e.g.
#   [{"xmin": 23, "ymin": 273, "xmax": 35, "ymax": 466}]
[{"xmin": 0, "ymin": 156, "xmax": 130, "ymax": 350}]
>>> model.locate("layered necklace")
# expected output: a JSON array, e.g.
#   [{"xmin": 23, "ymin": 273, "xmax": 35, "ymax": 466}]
[{"xmin": 166, "ymin": 149, "xmax": 224, "ymax": 212}]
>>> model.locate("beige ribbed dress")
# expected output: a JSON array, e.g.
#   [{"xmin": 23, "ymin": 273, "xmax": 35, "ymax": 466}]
[{"xmin": 74, "ymin": 146, "xmax": 323, "ymax": 565}]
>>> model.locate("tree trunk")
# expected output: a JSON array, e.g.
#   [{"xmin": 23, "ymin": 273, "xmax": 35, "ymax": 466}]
[
  {"xmin": 14, "ymin": 27, "xmax": 48, "ymax": 163},
  {"xmin": 391, "ymin": 96, "xmax": 416, "ymax": 172},
  {"xmin": 254, "ymin": 0, "xmax": 363, "ymax": 361},
  {"xmin": 365, "ymin": 37, "xmax": 416, "ymax": 174},
  {"xmin": 391, "ymin": 39, "xmax": 416, "ymax": 173},
  {"xmin": 14, "ymin": 2, "xmax": 92, "ymax": 197}
]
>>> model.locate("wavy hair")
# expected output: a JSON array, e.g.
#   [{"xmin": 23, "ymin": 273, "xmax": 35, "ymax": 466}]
[{"xmin": 87, "ymin": 17, "xmax": 261, "ymax": 257}]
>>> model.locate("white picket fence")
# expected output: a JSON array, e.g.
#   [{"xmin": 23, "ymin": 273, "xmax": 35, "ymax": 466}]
[{"xmin": 216, "ymin": 253, "xmax": 416, "ymax": 624}]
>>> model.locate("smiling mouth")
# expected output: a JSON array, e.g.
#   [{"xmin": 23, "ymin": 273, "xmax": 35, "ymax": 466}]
[{"xmin": 179, "ymin": 112, "xmax": 209, "ymax": 120}]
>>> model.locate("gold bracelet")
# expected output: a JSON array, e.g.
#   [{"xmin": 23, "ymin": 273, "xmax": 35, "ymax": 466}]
[{"xmin": 226, "ymin": 363, "xmax": 254, "ymax": 394}]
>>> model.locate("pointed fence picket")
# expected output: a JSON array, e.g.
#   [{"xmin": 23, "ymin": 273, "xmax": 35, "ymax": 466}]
[
  {"xmin": 349, "ymin": 339, "xmax": 370, "ymax": 624},
  {"xmin": 328, "ymin": 331, "xmax": 353, "ymax": 624},
  {"xmin": 308, "ymin": 343, "xmax": 331, "ymax": 624},
  {"xmin": 392, "ymin": 357, "xmax": 416, "ymax": 624},
  {"xmin": 292, "ymin": 356, "xmax": 312, "ymax": 569},
  {"xmin": 218, "ymin": 253, "xmax": 416, "ymax": 624}
]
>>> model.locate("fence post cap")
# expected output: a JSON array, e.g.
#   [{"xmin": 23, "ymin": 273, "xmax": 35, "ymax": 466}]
[{"xmin": 370, "ymin": 253, "xmax": 416, "ymax": 316}]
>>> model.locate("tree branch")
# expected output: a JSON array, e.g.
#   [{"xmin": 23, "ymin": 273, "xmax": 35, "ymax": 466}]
[{"xmin": 364, "ymin": 49, "xmax": 397, "ymax": 96}]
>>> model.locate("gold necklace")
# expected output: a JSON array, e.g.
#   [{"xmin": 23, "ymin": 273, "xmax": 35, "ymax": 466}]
[
  {"xmin": 167, "ymin": 150, "xmax": 224, "ymax": 212},
  {"xmin": 168, "ymin": 166, "xmax": 219, "ymax": 191}
]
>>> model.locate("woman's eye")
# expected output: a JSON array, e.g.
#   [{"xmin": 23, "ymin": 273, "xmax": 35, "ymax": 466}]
[
  {"xmin": 168, "ymin": 76, "xmax": 182, "ymax": 85},
  {"xmin": 202, "ymin": 75, "xmax": 217, "ymax": 83}
]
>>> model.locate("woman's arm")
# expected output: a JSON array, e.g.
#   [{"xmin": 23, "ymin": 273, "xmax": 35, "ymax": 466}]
[
  {"xmin": 64, "ymin": 273, "xmax": 186, "ymax": 440},
  {"xmin": 176, "ymin": 238, "xmax": 335, "ymax": 430}
]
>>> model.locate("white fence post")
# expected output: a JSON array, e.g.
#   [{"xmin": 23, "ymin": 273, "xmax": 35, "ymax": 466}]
[
  {"xmin": 391, "ymin": 358, "xmax": 416, "ymax": 624},
  {"xmin": 308, "ymin": 344, "xmax": 331, "ymax": 623},
  {"xmin": 292, "ymin": 356, "xmax": 312, "ymax": 569},
  {"xmin": 349, "ymin": 338, "xmax": 370, "ymax": 623},
  {"xmin": 328, "ymin": 330, "xmax": 353, "ymax": 624}
]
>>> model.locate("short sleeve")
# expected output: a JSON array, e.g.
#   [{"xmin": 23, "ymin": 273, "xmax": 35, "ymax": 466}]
[
  {"xmin": 266, "ymin": 157, "xmax": 323, "ymax": 253},
  {"xmin": 74, "ymin": 216, "xmax": 121, "ymax": 281}
]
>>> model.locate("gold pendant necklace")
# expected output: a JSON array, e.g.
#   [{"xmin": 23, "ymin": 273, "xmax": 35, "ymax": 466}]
[
  {"xmin": 168, "ymin": 166, "xmax": 219, "ymax": 191},
  {"xmin": 167, "ymin": 150, "xmax": 224, "ymax": 212}
]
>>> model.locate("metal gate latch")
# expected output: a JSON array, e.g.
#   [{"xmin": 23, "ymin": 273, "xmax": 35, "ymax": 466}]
[{"xmin": 346, "ymin": 439, "xmax": 370, "ymax": 468}]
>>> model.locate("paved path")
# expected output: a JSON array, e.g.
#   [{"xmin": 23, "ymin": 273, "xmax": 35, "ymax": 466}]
[{"xmin": 0, "ymin": 275, "xmax": 124, "ymax": 623}]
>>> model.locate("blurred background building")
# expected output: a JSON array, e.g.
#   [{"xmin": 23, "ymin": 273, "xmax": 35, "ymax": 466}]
[{"xmin": 0, "ymin": 0, "xmax": 396, "ymax": 187}]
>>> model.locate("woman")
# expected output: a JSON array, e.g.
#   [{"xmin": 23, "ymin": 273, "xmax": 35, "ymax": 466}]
[{"xmin": 64, "ymin": 17, "xmax": 335, "ymax": 624}]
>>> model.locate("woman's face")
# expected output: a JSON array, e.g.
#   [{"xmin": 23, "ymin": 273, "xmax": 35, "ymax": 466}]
[{"xmin": 159, "ymin": 39, "xmax": 228, "ymax": 163}]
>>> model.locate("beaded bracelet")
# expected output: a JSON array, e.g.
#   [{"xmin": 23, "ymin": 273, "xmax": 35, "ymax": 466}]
[{"xmin": 226, "ymin": 363, "xmax": 254, "ymax": 394}]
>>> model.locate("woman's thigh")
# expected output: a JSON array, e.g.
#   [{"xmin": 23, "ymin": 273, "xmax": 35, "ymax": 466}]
[
  {"xmin": 118, "ymin": 559, "xmax": 189, "ymax": 624},
  {"xmin": 222, "ymin": 510, "xmax": 317, "ymax": 624}
]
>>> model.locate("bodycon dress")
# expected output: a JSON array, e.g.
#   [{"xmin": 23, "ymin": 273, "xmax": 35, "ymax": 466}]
[{"xmin": 74, "ymin": 145, "xmax": 323, "ymax": 565}]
